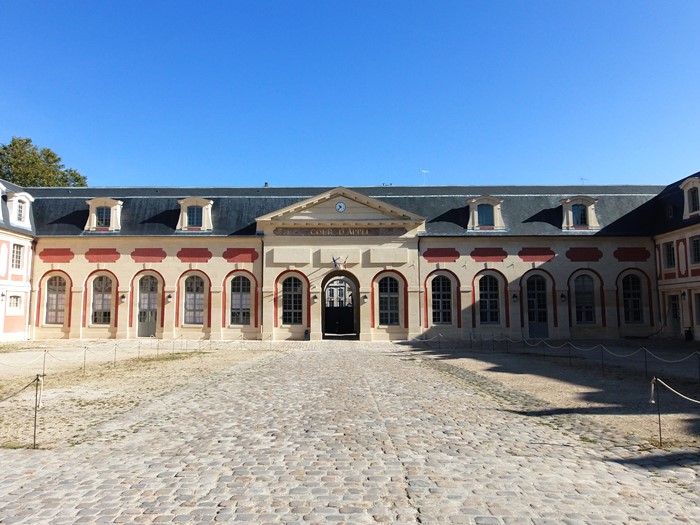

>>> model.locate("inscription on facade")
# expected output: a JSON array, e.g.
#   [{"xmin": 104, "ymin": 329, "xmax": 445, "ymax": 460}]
[{"xmin": 274, "ymin": 227, "xmax": 407, "ymax": 236}]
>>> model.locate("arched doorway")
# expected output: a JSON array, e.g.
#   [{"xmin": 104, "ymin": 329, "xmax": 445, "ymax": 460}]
[
  {"xmin": 322, "ymin": 272, "xmax": 359, "ymax": 340},
  {"xmin": 138, "ymin": 275, "xmax": 159, "ymax": 337},
  {"xmin": 526, "ymin": 274, "xmax": 549, "ymax": 338}
]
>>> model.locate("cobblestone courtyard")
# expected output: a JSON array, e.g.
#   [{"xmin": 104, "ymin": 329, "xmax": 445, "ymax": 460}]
[{"xmin": 1, "ymin": 342, "xmax": 699, "ymax": 524}]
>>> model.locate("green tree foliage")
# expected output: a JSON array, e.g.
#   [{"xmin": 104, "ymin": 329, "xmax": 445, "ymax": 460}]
[{"xmin": 0, "ymin": 137, "xmax": 87, "ymax": 187}]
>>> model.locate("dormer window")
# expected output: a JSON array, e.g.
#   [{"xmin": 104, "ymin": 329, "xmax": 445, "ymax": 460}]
[
  {"xmin": 680, "ymin": 177, "xmax": 700, "ymax": 219},
  {"xmin": 572, "ymin": 204, "xmax": 588, "ymax": 226},
  {"xmin": 6, "ymin": 191, "xmax": 34, "ymax": 229},
  {"xmin": 177, "ymin": 197, "xmax": 213, "ymax": 231},
  {"xmin": 85, "ymin": 198, "xmax": 123, "ymax": 231},
  {"xmin": 560, "ymin": 196, "xmax": 599, "ymax": 231},
  {"xmin": 187, "ymin": 206, "xmax": 203, "ymax": 228},
  {"xmin": 467, "ymin": 196, "xmax": 504, "ymax": 230},
  {"xmin": 17, "ymin": 200, "xmax": 25, "ymax": 222},
  {"xmin": 477, "ymin": 204, "xmax": 494, "ymax": 226},
  {"xmin": 690, "ymin": 188, "xmax": 700, "ymax": 213},
  {"xmin": 96, "ymin": 207, "xmax": 111, "ymax": 227}
]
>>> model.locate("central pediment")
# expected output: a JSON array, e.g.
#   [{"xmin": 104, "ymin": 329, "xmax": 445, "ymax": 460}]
[{"xmin": 256, "ymin": 187, "xmax": 425, "ymax": 233}]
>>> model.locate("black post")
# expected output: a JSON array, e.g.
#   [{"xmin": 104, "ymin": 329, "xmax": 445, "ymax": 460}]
[
  {"xmin": 601, "ymin": 346, "xmax": 605, "ymax": 374},
  {"xmin": 655, "ymin": 379, "xmax": 662, "ymax": 448},
  {"xmin": 33, "ymin": 375, "xmax": 40, "ymax": 449},
  {"xmin": 697, "ymin": 352, "xmax": 700, "ymax": 385},
  {"xmin": 568, "ymin": 342, "xmax": 572, "ymax": 366}
]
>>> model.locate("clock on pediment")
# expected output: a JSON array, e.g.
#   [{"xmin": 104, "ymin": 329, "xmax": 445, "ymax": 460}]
[{"xmin": 335, "ymin": 202, "xmax": 346, "ymax": 213}]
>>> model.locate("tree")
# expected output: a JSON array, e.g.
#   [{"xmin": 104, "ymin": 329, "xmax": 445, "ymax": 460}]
[{"xmin": 0, "ymin": 137, "xmax": 87, "ymax": 187}]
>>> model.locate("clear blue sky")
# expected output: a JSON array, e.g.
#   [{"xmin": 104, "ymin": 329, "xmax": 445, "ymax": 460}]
[{"xmin": 1, "ymin": 1, "xmax": 699, "ymax": 188}]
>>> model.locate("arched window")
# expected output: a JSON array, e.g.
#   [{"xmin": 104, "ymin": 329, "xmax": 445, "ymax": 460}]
[
  {"xmin": 45, "ymin": 275, "xmax": 66, "ymax": 324},
  {"xmin": 282, "ymin": 277, "xmax": 303, "ymax": 325},
  {"xmin": 477, "ymin": 204, "xmax": 494, "ymax": 227},
  {"xmin": 479, "ymin": 275, "xmax": 499, "ymax": 324},
  {"xmin": 574, "ymin": 275, "xmax": 595, "ymax": 324},
  {"xmin": 184, "ymin": 275, "xmax": 205, "ymax": 324},
  {"xmin": 378, "ymin": 276, "xmax": 399, "ymax": 326},
  {"xmin": 92, "ymin": 275, "xmax": 113, "ymax": 325},
  {"xmin": 431, "ymin": 275, "xmax": 452, "ymax": 324},
  {"xmin": 231, "ymin": 276, "xmax": 251, "ymax": 325},
  {"xmin": 622, "ymin": 274, "xmax": 643, "ymax": 324}
]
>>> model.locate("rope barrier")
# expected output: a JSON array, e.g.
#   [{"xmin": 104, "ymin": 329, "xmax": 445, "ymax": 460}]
[
  {"xmin": 542, "ymin": 340, "xmax": 569, "ymax": 349},
  {"xmin": 0, "ymin": 377, "xmax": 39, "ymax": 404},
  {"xmin": 650, "ymin": 377, "xmax": 700, "ymax": 405},
  {"xmin": 599, "ymin": 346, "xmax": 644, "ymax": 359},
  {"xmin": 567, "ymin": 342, "xmax": 602, "ymax": 352},
  {"xmin": 645, "ymin": 349, "xmax": 699, "ymax": 364},
  {"xmin": 46, "ymin": 349, "xmax": 87, "ymax": 362},
  {"xmin": 0, "ymin": 353, "xmax": 44, "ymax": 368}
]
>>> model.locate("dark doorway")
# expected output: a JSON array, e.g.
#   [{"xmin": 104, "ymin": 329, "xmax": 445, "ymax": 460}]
[{"xmin": 323, "ymin": 274, "xmax": 359, "ymax": 340}]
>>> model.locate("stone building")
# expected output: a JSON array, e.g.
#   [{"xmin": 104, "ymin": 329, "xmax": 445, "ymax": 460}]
[{"xmin": 2, "ymin": 172, "xmax": 700, "ymax": 342}]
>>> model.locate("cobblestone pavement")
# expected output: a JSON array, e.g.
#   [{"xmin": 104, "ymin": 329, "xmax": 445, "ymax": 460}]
[{"xmin": 1, "ymin": 342, "xmax": 699, "ymax": 524}]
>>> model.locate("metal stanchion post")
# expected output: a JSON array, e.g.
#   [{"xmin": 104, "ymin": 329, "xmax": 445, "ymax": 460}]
[
  {"xmin": 568, "ymin": 342, "xmax": 572, "ymax": 366},
  {"xmin": 655, "ymin": 379, "xmax": 662, "ymax": 448},
  {"xmin": 601, "ymin": 346, "xmax": 605, "ymax": 374},
  {"xmin": 43, "ymin": 350, "xmax": 47, "ymax": 377},
  {"xmin": 33, "ymin": 375, "xmax": 40, "ymax": 449}
]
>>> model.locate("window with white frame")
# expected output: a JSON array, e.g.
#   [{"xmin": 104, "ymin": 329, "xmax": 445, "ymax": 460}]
[
  {"xmin": 622, "ymin": 274, "xmax": 643, "ymax": 324},
  {"xmin": 560, "ymin": 196, "xmax": 599, "ymax": 230},
  {"xmin": 378, "ymin": 276, "xmax": 400, "ymax": 326},
  {"xmin": 17, "ymin": 201, "xmax": 25, "ymax": 223},
  {"xmin": 6, "ymin": 191, "xmax": 34, "ymax": 228},
  {"xmin": 477, "ymin": 204, "xmax": 494, "ymax": 227},
  {"xmin": 92, "ymin": 275, "xmax": 113, "ymax": 325},
  {"xmin": 11, "ymin": 244, "xmax": 23, "ymax": 270},
  {"xmin": 431, "ymin": 275, "xmax": 452, "ymax": 324},
  {"xmin": 177, "ymin": 197, "xmax": 213, "ymax": 231},
  {"xmin": 467, "ymin": 196, "xmax": 504, "ymax": 230},
  {"xmin": 84, "ymin": 198, "xmax": 123, "ymax": 231},
  {"xmin": 690, "ymin": 188, "xmax": 700, "ymax": 213},
  {"xmin": 664, "ymin": 241, "xmax": 676, "ymax": 269},
  {"xmin": 8, "ymin": 295, "xmax": 21, "ymax": 309},
  {"xmin": 691, "ymin": 236, "xmax": 700, "ymax": 265},
  {"xmin": 680, "ymin": 177, "xmax": 700, "ymax": 218},
  {"xmin": 574, "ymin": 274, "xmax": 595, "ymax": 324},
  {"xmin": 230, "ymin": 276, "xmax": 251, "ymax": 325},
  {"xmin": 45, "ymin": 275, "xmax": 67, "ymax": 324},
  {"xmin": 184, "ymin": 275, "xmax": 205, "ymax": 324},
  {"xmin": 572, "ymin": 204, "xmax": 588, "ymax": 226},
  {"xmin": 96, "ymin": 206, "xmax": 111, "ymax": 228},
  {"xmin": 479, "ymin": 275, "xmax": 500, "ymax": 324},
  {"xmin": 282, "ymin": 277, "xmax": 303, "ymax": 325}
]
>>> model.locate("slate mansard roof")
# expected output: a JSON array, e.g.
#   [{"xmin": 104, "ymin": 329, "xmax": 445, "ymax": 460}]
[{"xmin": 23, "ymin": 183, "xmax": 670, "ymax": 238}]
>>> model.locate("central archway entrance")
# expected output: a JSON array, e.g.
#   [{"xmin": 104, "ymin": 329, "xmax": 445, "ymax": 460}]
[{"xmin": 322, "ymin": 272, "xmax": 360, "ymax": 340}]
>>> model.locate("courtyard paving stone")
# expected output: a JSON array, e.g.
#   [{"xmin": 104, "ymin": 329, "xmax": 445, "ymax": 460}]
[{"xmin": 0, "ymin": 341, "xmax": 698, "ymax": 524}]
